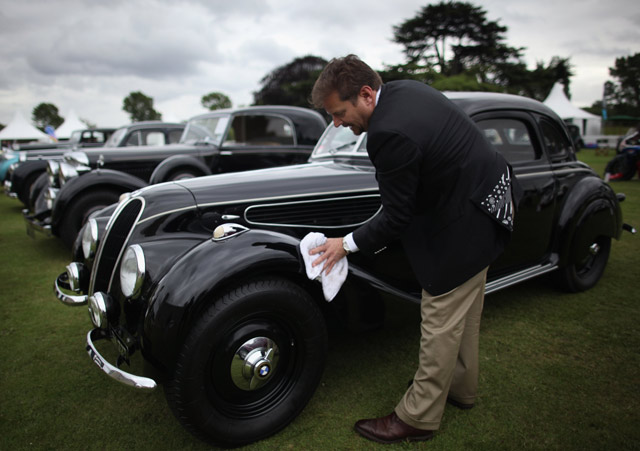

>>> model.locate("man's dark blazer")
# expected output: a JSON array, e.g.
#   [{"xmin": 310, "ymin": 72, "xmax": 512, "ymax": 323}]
[{"xmin": 352, "ymin": 80, "xmax": 517, "ymax": 295}]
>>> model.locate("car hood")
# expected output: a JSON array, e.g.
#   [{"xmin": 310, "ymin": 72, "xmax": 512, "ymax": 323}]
[{"xmin": 174, "ymin": 161, "xmax": 377, "ymax": 209}]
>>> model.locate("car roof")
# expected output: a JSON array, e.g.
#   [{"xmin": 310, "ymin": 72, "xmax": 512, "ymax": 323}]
[{"xmin": 445, "ymin": 91, "xmax": 560, "ymax": 119}]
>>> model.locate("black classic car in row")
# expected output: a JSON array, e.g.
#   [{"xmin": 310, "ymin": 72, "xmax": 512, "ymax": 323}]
[
  {"xmin": 55, "ymin": 92, "xmax": 634, "ymax": 447},
  {"xmin": 5, "ymin": 121, "xmax": 185, "ymax": 206},
  {"xmin": 24, "ymin": 106, "xmax": 326, "ymax": 247}
]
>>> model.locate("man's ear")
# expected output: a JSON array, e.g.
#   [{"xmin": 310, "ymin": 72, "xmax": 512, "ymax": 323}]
[{"xmin": 359, "ymin": 86, "xmax": 376, "ymax": 106}]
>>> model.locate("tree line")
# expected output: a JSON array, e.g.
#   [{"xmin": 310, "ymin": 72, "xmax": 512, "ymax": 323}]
[{"xmin": 13, "ymin": 1, "xmax": 640, "ymax": 132}]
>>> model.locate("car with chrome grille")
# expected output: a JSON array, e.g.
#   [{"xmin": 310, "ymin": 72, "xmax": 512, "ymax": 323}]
[{"xmin": 54, "ymin": 92, "xmax": 634, "ymax": 447}]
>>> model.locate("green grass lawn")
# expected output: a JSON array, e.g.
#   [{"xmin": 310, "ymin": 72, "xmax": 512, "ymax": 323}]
[{"xmin": 1, "ymin": 147, "xmax": 638, "ymax": 450}]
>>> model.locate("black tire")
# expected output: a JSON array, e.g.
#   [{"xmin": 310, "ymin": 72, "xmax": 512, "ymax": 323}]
[
  {"xmin": 557, "ymin": 235, "xmax": 611, "ymax": 292},
  {"xmin": 28, "ymin": 172, "xmax": 50, "ymax": 211},
  {"xmin": 58, "ymin": 189, "xmax": 120, "ymax": 248},
  {"xmin": 17, "ymin": 170, "xmax": 43, "ymax": 206},
  {"xmin": 604, "ymin": 154, "xmax": 635, "ymax": 181},
  {"xmin": 165, "ymin": 278, "xmax": 328, "ymax": 447},
  {"xmin": 166, "ymin": 168, "xmax": 201, "ymax": 181}
]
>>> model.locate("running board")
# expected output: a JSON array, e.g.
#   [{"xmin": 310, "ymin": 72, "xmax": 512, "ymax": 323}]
[
  {"xmin": 350, "ymin": 259, "xmax": 560, "ymax": 304},
  {"xmin": 485, "ymin": 261, "xmax": 558, "ymax": 294}
]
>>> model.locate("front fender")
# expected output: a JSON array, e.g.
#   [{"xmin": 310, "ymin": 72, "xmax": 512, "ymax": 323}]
[
  {"xmin": 51, "ymin": 169, "xmax": 148, "ymax": 229},
  {"xmin": 555, "ymin": 175, "xmax": 622, "ymax": 266},
  {"xmin": 0, "ymin": 156, "xmax": 19, "ymax": 180},
  {"xmin": 9, "ymin": 159, "xmax": 48, "ymax": 197},
  {"xmin": 148, "ymin": 154, "xmax": 213, "ymax": 184},
  {"xmin": 142, "ymin": 229, "xmax": 305, "ymax": 369}
]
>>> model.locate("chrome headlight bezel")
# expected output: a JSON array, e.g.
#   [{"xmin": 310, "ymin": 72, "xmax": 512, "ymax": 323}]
[
  {"xmin": 120, "ymin": 244, "xmax": 145, "ymax": 299},
  {"xmin": 47, "ymin": 161, "xmax": 60, "ymax": 187},
  {"xmin": 81, "ymin": 218, "xmax": 99, "ymax": 260},
  {"xmin": 88, "ymin": 292, "xmax": 110, "ymax": 329},
  {"xmin": 58, "ymin": 162, "xmax": 79, "ymax": 186}
]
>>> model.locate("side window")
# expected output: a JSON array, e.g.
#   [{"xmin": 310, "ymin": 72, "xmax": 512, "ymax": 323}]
[
  {"xmin": 124, "ymin": 131, "xmax": 140, "ymax": 146},
  {"xmin": 227, "ymin": 115, "xmax": 294, "ymax": 146},
  {"xmin": 168, "ymin": 129, "xmax": 183, "ymax": 143},
  {"xmin": 539, "ymin": 119, "xmax": 572, "ymax": 159},
  {"xmin": 143, "ymin": 131, "xmax": 166, "ymax": 146},
  {"xmin": 476, "ymin": 118, "xmax": 538, "ymax": 163}
]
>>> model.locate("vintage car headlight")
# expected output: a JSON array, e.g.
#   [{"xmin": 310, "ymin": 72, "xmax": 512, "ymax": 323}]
[
  {"xmin": 66, "ymin": 262, "xmax": 89, "ymax": 293},
  {"xmin": 87, "ymin": 292, "xmax": 116, "ymax": 329},
  {"xmin": 81, "ymin": 219, "xmax": 99, "ymax": 260},
  {"xmin": 58, "ymin": 162, "xmax": 79, "ymax": 186},
  {"xmin": 47, "ymin": 161, "xmax": 60, "ymax": 187},
  {"xmin": 120, "ymin": 244, "xmax": 145, "ymax": 299}
]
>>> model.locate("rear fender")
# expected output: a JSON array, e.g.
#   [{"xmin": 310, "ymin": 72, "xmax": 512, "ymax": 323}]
[{"xmin": 555, "ymin": 176, "xmax": 622, "ymax": 266}]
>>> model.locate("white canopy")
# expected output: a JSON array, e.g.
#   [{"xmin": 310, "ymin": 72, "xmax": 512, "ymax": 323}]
[
  {"xmin": 55, "ymin": 109, "xmax": 86, "ymax": 139},
  {"xmin": 0, "ymin": 111, "xmax": 51, "ymax": 141},
  {"xmin": 543, "ymin": 83, "xmax": 601, "ymax": 135}
]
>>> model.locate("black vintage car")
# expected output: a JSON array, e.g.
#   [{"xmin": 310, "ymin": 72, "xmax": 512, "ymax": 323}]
[
  {"xmin": 54, "ymin": 92, "xmax": 633, "ymax": 447},
  {"xmin": 5, "ymin": 122, "xmax": 184, "ymax": 206},
  {"xmin": 24, "ymin": 106, "xmax": 326, "ymax": 247}
]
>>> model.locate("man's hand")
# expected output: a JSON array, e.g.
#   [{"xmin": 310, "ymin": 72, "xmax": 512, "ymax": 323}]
[{"xmin": 309, "ymin": 237, "xmax": 346, "ymax": 275}]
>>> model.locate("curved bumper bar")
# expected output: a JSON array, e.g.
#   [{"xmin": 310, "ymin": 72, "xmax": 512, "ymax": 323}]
[
  {"xmin": 54, "ymin": 272, "xmax": 88, "ymax": 305},
  {"xmin": 86, "ymin": 329, "xmax": 157, "ymax": 391},
  {"xmin": 23, "ymin": 209, "xmax": 52, "ymax": 238}
]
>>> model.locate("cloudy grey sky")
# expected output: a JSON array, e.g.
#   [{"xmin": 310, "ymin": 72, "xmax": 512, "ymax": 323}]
[{"xmin": 1, "ymin": 0, "xmax": 638, "ymax": 128}]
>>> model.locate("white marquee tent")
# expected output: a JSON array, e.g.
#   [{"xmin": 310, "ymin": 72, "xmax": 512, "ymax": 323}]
[
  {"xmin": 55, "ymin": 110, "xmax": 86, "ymax": 140},
  {"xmin": 543, "ymin": 83, "xmax": 601, "ymax": 136},
  {"xmin": 0, "ymin": 111, "xmax": 51, "ymax": 142}
]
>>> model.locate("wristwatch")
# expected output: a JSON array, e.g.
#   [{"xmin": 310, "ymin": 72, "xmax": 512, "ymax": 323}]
[{"xmin": 342, "ymin": 237, "xmax": 352, "ymax": 255}]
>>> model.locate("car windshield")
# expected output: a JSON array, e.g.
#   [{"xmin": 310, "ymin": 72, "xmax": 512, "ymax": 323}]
[
  {"xmin": 104, "ymin": 127, "xmax": 127, "ymax": 147},
  {"xmin": 181, "ymin": 115, "xmax": 230, "ymax": 145},
  {"xmin": 311, "ymin": 125, "xmax": 364, "ymax": 157}
]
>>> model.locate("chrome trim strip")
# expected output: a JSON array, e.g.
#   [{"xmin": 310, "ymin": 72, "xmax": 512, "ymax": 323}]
[
  {"xmin": 244, "ymin": 194, "xmax": 382, "ymax": 229},
  {"xmin": 137, "ymin": 186, "xmax": 380, "ymax": 225},
  {"xmin": 86, "ymin": 329, "xmax": 157, "ymax": 391},
  {"xmin": 54, "ymin": 272, "xmax": 88, "ymax": 305},
  {"xmin": 485, "ymin": 262, "xmax": 558, "ymax": 294}
]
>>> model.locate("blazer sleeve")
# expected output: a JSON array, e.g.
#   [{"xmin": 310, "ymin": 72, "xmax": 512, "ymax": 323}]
[{"xmin": 353, "ymin": 131, "xmax": 422, "ymax": 254}]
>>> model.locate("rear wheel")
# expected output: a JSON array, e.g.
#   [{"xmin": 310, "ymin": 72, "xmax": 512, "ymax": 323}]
[
  {"xmin": 557, "ymin": 235, "xmax": 611, "ymax": 292},
  {"xmin": 165, "ymin": 278, "xmax": 328, "ymax": 447},
  {"xmin": 58, "ymin": 189, "xmax": 120, "ymax": 248}
]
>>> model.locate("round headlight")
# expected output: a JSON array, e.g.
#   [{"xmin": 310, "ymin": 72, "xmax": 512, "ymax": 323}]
[
  {"xmin": 88, "ymin": 292, "xmax": 109, "ymax": 329},
  {"xmin": 120, "ymin": 244, "xmax": 145, "ymax": 299},
  {"xmin": 82, "ymin": 219, "xmax": 99, "ymax": 260},
  {"xmin": 58, "ymin": 162, "xmax": 79, "ymax": 186},
  {"xmin": 47, "ymin": 161, "xmax": 60, "ymax": 186}
]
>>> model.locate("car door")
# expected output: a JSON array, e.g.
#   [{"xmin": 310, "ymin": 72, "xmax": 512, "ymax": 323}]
[{"xmin": 473, "ymin": 112, "xmax": 558, "ymax": 276}]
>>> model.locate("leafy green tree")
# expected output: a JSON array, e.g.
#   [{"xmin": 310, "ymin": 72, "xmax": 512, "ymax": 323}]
[
  {"xmin": 122, "ymin": 91, "xmax": 162, "ymax": 122},
  {"xmin": 253, "ymin": 55, "xmax": 327, "ymax": 107},
  {"xmin": 606, "ymin": 53, "xmax": 640, "ymax": 116},
  {"xmin": 392, "ymin": 1, "xmax": 522, "ymax": 80},
  {"xmin": 201, "ymin": 92, "xmax": 232, "ymax": 111},
  {"xmin": 32, "ymin": 103, "xmax": 64, "ymax": 130}
]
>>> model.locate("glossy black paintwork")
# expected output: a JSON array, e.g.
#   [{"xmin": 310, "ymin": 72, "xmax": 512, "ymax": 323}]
[{"xmin": 73, "ymin": 92, "xmax": 624, "ymax": 374}]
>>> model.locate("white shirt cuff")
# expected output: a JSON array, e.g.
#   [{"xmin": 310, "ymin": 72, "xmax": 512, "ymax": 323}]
[{"xmin": 345, "ymin": 233, "xmax": 359, "ymax": 253}]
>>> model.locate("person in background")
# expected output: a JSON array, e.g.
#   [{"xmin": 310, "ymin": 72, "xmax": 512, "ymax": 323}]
[{"xmin": 309, "ymin": 54, "xmax": 520, "ymax": 444}]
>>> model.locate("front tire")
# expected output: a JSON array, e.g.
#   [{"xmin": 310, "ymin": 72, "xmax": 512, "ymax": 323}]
[
  {"xmin": 58, "ymin": 189, "xmax": 120, "ymax": 248},
  {"xmin": 165, "ymin": 278, "xmax": 328, "ymax": 447}
]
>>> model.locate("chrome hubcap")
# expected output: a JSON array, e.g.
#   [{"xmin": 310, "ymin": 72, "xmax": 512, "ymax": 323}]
[{"xmin": 231, "ymin": 337, "xmax": 279, "ymax": 391}]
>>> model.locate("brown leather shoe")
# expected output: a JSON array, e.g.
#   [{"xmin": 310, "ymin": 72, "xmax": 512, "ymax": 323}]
[
  {"xmin": 354, "ymin": 411, "xmax": 434, "ymax": 444},
  {"xmin": 447, "ymin": 397, "xmax": 475, "ymax": 410}
]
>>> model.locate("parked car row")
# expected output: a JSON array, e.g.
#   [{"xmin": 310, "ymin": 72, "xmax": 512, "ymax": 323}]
[{"xmin": 41, "ymin": 93, "xmax": 635, "ymax": 447}]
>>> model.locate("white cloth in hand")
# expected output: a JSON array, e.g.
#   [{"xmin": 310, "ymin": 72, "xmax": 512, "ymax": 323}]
[{"xmin": 300, "ymin": 232, "xmax": 348, "ymax": 302}]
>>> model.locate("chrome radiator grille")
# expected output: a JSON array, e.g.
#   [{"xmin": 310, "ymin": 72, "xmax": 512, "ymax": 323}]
[{"xmin": 90, "ymin": 198, "xmax": 144, "ymax": 294}]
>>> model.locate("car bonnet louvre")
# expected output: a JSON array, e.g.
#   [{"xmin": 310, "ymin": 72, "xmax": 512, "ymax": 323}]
[
  {"xmin": 244, "ymin": 194, "xmax": 381, "ymax": 228},
  {"xmin": 89, "ymin": 198, "xmax": 144, "ymax": 294}
]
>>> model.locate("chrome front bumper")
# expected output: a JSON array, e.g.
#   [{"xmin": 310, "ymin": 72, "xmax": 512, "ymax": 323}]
[
  {"xmin": 54, "ymin": 272, "xmax": 87, "ymax": 305},
  {"xmin": 86, "ymin": 329, "xmax": 157, "ymax": 391},
  {"xmin": 23, "ymin": 209, "xmax": 52, "ymax": 238}
]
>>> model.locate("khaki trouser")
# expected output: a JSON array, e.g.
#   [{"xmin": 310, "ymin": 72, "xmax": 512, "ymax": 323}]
[{"xmin": 395, "ymin": 266, "xmax": 488, "ymax": 430}]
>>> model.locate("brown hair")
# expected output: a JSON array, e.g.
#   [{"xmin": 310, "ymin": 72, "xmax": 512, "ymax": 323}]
[{"xmin": 311, "ymin": 54, "xmax": 383, "ymax": 109}]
